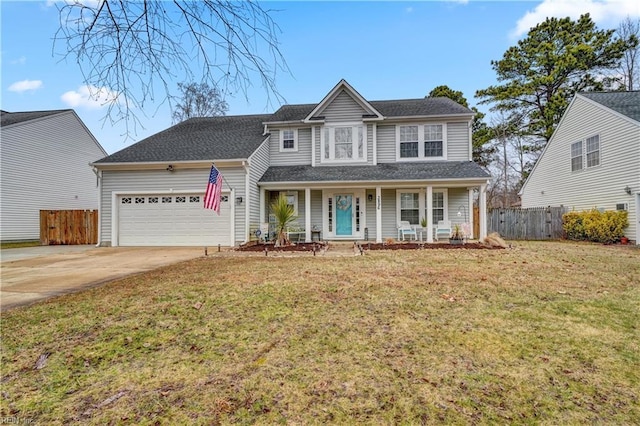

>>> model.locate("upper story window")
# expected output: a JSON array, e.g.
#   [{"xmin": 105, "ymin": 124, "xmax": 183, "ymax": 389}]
[
  {"xmin": 396, "ymin": 124, "xmax": 446, "ymax": 161},
  {"xmin": 571, "ymin": 141, "xmax": 583, "ymax": 171},
  {"xmin": 322, "ymin": 124, "xmax": 366, "ymax": 163},
  {"xmin": 586, "ymin": 135, "xmax": 600, "ymax": 168},
  {"xmin": 280, "ymin": 129, "xmax": 298, "ymax": 152},
  {"xmin": 571, "ymin": 135, "xmax": 600, "ymax": 172}
]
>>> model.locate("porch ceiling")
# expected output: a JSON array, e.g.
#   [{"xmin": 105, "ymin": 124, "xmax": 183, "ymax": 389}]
[{"xmin": 258, "ymin": 162, "xmax": 490, "ymax": 186}]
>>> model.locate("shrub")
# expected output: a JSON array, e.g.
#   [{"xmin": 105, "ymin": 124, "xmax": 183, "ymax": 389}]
[{"xmin": 563, "ymin": 209, "xmax": 628, "ymax": 244}]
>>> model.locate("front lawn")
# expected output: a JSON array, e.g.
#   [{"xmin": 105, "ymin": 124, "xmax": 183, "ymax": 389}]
[{"xmin": 1, "ymin": 241, "xmax": 638, "ymax": 424}]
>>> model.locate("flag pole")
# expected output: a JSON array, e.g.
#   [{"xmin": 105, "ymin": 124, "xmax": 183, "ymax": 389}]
[{"xmin": 211, "ymin": 162, "xmax": 234, "ymax": 191}]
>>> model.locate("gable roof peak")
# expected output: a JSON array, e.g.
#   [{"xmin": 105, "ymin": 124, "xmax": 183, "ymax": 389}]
[{"xmin": 303, "ymin": 79, "xmax": 383, "ymax": 123}]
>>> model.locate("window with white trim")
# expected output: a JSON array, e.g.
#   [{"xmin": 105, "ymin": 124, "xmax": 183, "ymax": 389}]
[
  {"xmin": 321, "ymin": 124, "xmax": 366, "ymax": 162},
  {"xmin": 400, "ymin": 192, "xmax": 420, "ymax": 224},
  {"xmin": 396, "ymin": 123, "xmax": 446, "ymax": 160},
  {"xmin": 424, "ymin": 125, "xmax": 443, "ymax": 157},
  {"xmin": 396, "ymin": 189, "xmax": 448, "ymax": 227},
  {"xmin": 571, "ymin": 135, "xmax": 600, "ymax": 172},
  {"xmin": 586, "ymin": 135, "xmax": 600, "ymax": 168},
  {"xmin": 399, "ymin": 125, "xmax": 419, "ymax": 158},
  {"xmin": 280, "ymin": 129, "xmax": 298, "ymax": 152},
  {"xmin": 269, "ymin": 191, "xmax": 298, "ymax": 215},
  {"xmin": 571, "ymin": 141, "xmax": 583, "ymax": 172}
]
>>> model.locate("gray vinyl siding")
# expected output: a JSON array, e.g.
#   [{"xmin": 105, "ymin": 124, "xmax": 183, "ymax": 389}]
[
  {"xmin": 521, "ymin": 96, "xmax": 640, "ymax": 241},
  {"xmin": 376, "ymin": 125, "xmax": 396, "ymax": 163},
  {"xmin": 365, "ymin": 189, "xmax": 377, "ymax": 238},
  {"xmin": 100, "ymin": 167, "xmax": 247, "ymax": 246},
  {"xmin": 310, "ymin": 190, "xmax": 323, "ymax": 230},
  {"xmin": 447, "ymin": 188, "xmax": 469, "ymax": 228},
  {"xmin": 248, "ymin": 138, "xmax": 270, "ymax": 230},
  {"xmin": 447, "ymin": 121, "xmax": 470, "ymax": 161},
  {"xmin": 381, "ymin": 189, "xmax": 398, "ymax": 239},
  {"xmin": 0, "ymin": 112, "xmax": 106, "ymax": 241},
  {"xmin": 269, "ymin": 128, "xmax": 312, "ymax": 166},
  {"xmin": 320, "ymin": 90, "xmax": 367, "ymax": 123}
]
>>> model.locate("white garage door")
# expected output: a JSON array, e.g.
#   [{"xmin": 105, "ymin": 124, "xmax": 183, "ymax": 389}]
[{"xmin": 118, "ymin": 193, "xmax": 232, "ymax": 246}]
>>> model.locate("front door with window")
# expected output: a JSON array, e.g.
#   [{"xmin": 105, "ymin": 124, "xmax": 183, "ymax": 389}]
[
  {"xmin": 335, "ymin": 194, "xmax": 353, "ymax": 235},
  {"xmin": 324, "ymin": 190, "xmax": 364, "ymax": 239}
]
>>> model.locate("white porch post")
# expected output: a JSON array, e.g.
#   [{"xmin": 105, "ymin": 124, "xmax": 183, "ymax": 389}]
[
  {"xmin": 305, "ymin": 187, "xmax": 311, "ymax": 242},
  {"xmin": 479, "ymin": 183, "xmax": 488, "ymax": 241},
  {"xmin": 468, "ymin": 188, "xmax": 474, "ymax": 239},
  {"xmin": 259, "ymin": 187, "xmax": 266, "ymax": 226},
  {"xmin": 376, "ymin": 186, "xmax": 382, "ymax": 243},
  {"xmin": 426, "ymin": 185, "xmax": 434, "ymax": 243}
]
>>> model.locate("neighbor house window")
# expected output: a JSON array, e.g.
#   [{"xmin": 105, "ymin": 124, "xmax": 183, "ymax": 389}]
[
  {"xmin": 399, "ymin": 125, "xmax": 419, "ymax": 158},
  {"xmin": 400, "ymin": 192, "xmax": 420, "ymax": 224},
  {"xmin": 280, "ymin": 129, "xmax": 297, "ymax": 152},
  {"xmin": 571, "ymin": 141, "xmax": 583, "ymax": 171},
  {"xmin": 586, "ymin": 135, "xmax": 600, "ymax": 168},
  {"xmin": 322, "ymin": 124, "xmax": 366, "ymax": 162}
]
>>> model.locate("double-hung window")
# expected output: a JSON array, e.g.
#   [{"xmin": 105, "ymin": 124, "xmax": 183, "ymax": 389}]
[
  {"xmin": 586, "ymin": 135, "xmax": 600, "ymax": 168},
  {"xmin": 399, "ymin": 192, "xmax": 420, "ymax": 224},
  {"xmin": 571, "ymin": 135, "xmax": 600, "ymax": 171},
  {"xmin": 399, "ymin": 126, "xmax": 419, "ymax": 158},
  {"xmin": 424, "ymin": 125, "xmax": 443, "ymax": 157},
  {"xmin": 397, "ymin": 124, "xmax": 446, "ymax": 160},
  {"xmin": 322, "ymin": 124, "xmax": 366, "ymax": 162},
  {"xmin": 571, "ymin": 141, "xmax": 583, "ymax": 171},
  {"xmin": 397, "ymin": 189, "xmax": 448, "ymax": 227},
  {"xmin": 280, "ymin": 129, "xmax": 297, "ymax": 152}
]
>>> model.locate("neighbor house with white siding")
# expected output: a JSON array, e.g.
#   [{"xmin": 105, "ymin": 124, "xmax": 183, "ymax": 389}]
[
  {"xmin": 92, "ymin": 80, "xmax": 491, "ymax": 247},
  {"xmin": 0, "ymin": 109, "xmax": 107, "ymax": 242},
  {"xmin": 520, "ymin": 91, "xmax": 640, "ymax": 244}
]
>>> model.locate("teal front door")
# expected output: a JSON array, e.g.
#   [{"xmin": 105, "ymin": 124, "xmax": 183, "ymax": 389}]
[{"xmin": 335, "ymin": 194, "xmax": 353, "ymax": 236}]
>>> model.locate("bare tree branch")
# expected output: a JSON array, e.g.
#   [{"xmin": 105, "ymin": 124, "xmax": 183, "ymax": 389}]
[{"xmin": 54, "ymin": 0, "xmax": 289, "ymax": 140}]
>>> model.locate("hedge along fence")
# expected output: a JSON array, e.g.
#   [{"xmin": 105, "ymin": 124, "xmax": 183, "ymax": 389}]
[{"xmin": 563, "ymin": 209, "xmax": 629, "ymax": 244}]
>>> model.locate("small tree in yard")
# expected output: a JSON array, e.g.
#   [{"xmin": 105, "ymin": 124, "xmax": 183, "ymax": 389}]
[{"xmin": 271, "ymin": 195, "xmax": 297, "ymax": 247}]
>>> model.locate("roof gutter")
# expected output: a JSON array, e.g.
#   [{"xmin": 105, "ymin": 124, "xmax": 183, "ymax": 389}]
[{"xmin": 91, "ymin": 159, "xmax": 249, "ymax": 170}]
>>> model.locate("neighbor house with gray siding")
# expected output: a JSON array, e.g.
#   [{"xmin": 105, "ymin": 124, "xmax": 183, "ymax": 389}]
[
  {"xmin": 0, "ymin": 109, "xmax": 107, "ymax": 241},
  {"xmin": 520, "ymin": 91, "xmax": 640, "ymax": 244},
  {"xmin": 92, "ymin": 80, "xmax": 491, "ymax": 246}
]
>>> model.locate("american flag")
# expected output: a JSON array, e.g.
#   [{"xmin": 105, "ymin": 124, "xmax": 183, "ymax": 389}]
[{"xmin": 204, "ymin": 165, "xmax": 223, "ymax": 214}]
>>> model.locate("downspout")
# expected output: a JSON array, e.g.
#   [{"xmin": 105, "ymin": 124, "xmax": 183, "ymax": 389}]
[{"xmin": 92, "ymin": 166, "xmax": 102, "ymax": 247}]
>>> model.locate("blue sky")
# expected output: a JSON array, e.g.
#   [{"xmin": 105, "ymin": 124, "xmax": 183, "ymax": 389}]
[{"xmin": 2, "ymin": 0, "xmax": 638, "ymax": 155}]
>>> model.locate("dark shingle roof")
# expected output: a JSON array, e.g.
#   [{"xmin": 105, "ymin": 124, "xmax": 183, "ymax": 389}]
[
  {"xmin": 259, "ymin": 162, "xmax": 490, "ymax": 184},
  {"xmin": 579, "ymin": 91, "xmax": 640, "ymax": 123},
  {"xmin": 268, "ymin": 97, "xmax": 473, "ymax": 123},
  {"xmin": 1, "ymin": 109, "xmax": 72, "ymax": 127},
  {"xmin": 95, "ymin": 114, "xmax": 272, "ymax": 163}
]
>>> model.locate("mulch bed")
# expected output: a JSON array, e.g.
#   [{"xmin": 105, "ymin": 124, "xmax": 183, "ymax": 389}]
[{"xmin": 236, "ymin": 241, "xmax": 504, "ymax": 252}]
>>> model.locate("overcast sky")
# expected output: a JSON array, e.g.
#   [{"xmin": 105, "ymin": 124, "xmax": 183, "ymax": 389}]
[{"xmin": 2, "ymin": 0, "xmax": 639, "ymax": 155}]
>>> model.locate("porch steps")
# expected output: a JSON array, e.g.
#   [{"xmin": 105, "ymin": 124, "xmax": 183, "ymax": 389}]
[{"xmin": 325, "ymin": 241, "xmax": 365, "ymax": 256}]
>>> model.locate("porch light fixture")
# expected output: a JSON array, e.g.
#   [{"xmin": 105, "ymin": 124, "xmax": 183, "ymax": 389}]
[
  {"xmin": 457, "ymin": 205, "xmax": 468, "ymax": 223},
  {"xmin": 367, "ymin": 194, "xmax": 373, "ymax": 202},
  {"xmin": 166, "ymin": 164, "xmax": 174, "ymax": 172},
  {"xmin": 236, "ymin": 196, "xmax": 243, "ymax": 204},
  {"xmin": 624, "ymin": 185, "xmax": 632, "ymax": 195}
]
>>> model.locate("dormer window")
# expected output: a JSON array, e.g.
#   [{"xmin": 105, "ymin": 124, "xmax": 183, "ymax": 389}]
[
  {"xmin": 321, "ymin": 124, "xmax": 366, "ymax": 163},
  {"xmin": 280, "ymin": 129, "xmax": 298, "ymax": 152}
]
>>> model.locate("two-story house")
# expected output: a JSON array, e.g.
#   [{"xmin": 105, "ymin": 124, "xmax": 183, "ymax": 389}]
[
  {"xmin": 520, "ymin": 91, "xmax": 640, "ymax": 244},
  {"xmin": 92, "ymin": 80, "xmax": 491, "ymax": 246}
]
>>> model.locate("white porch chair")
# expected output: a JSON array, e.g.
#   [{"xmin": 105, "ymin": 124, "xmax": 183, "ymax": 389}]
[
  {"xmin": 435, "ymin": 220, "xmax": 452, "ymax": 241},
  {"xmin": 397, "ymin": 221, "xmax": 417, "ymax": 241}
]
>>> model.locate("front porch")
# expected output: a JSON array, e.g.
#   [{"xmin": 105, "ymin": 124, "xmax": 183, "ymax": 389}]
[{"xmin": 258, "ymin": 184, "xmax": 488, "ymax": 244}]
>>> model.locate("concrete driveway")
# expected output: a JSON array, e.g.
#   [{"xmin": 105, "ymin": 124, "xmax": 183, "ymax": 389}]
[{"xmin": 1, "ymin": 246, "xmax": 205, "ymax": 311}]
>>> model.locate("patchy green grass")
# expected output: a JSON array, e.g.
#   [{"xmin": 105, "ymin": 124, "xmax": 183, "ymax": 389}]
[
  {"xmin": 0, "ymin": 240, "xmax": 40, "ymax": 249},
  {"xmin": 1, "ymin": 241, "xmax": 639, "ymax": 424}
]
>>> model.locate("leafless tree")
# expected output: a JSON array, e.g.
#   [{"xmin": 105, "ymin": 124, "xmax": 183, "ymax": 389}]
[
  {"xmin": 616, "ymin": 16, "xmax": 640, "ymax": 90},
  {"xmin": 54, "ymin": 1, "xmax": 289, "ymax": 138},
  {"xmin": 172, "ymin": 82, "xmax": 228, "ymax": 123}
]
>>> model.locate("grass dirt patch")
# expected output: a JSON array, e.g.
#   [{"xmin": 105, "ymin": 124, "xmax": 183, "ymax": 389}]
[{"xmin": 1, "ymin": 241, "xmax": 639, "ymax": 424}]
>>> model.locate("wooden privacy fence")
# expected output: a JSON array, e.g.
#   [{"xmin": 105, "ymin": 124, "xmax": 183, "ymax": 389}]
[
  {"xmin": 40, "ymin": 210, "xmax": 98, "ymax": 245},
  {"xmin": 488, "ymin": 206, "xmax": 567, "ymax": 240}
]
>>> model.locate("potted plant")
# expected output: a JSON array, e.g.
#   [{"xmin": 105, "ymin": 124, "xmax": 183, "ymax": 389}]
[
  {"xmin": 420, "ymin": 217, "xmax": 428, "ymax": 229},
  {"xmin": 449, "ymin": 224, "xmax": 464, "ymax": 245}
]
